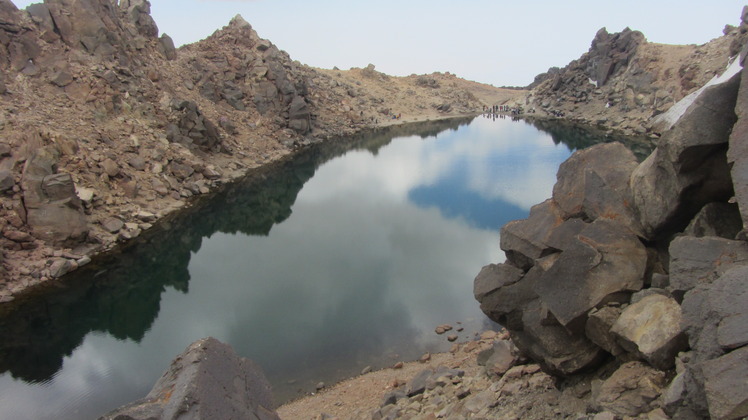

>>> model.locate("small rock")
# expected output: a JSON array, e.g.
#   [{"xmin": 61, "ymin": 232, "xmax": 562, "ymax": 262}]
[
  {"xmin": 76, "ymin": 186, "xmax": 95, "ymax": 203},
  {"xmin": 50, "ymin": 71, "xmax": 74, "ymax": 87},
  {"xmin": 361, "ymin": 366, "xmax": 372, "ymax": 375},
  {"xmin": 48, "ymin": 258, "xmax": 75, "ymax": 278},
  {"xmin": 393, "ymin": 362, "xmax": 404, "ymax": 369},
  {"xmin": 315, "ymin": 382, "xmax": 325, "ymax": 391},
  {"xmin": 121, "ymin": 180, "xmax": 139, "ymax": 198},
  {"xmin": 170, "ymin": 162, "xmax": 195, "ymax": 180},
  {"xmin": 3, "ymin": 230, "xmax": 33, "ymax": 242},
  {"xmin": 101, "ymin": 217, "xmax": 124, "ymax": 233},
  {"xmin": 455, "ymin": 387, "xmax": 471, "ymax": 399},
  {"xmin": 152, "ymin": 179, "xmax": 169, "ymax": 196},
  {"xmin": 0, "ymin": 170, "xmax": 15, "ymax": 191},
  {"xmin": 135, "ymin": 211, "xmax": 157, "ymax": 222},
  {"xmin": 77, "ymin": 255, "xmax": 91, "ymax": 267},
  {"xmin": 203, "ymin": 166, "xmax": 223, "ymax": 180},
  {"xmin": 447, "ymin": 335, "xmax": 458, "ymax": 342},
  {"xmin": 480, "ymin": 330, "xmax": 498, "ymax": 340},
  {"xmin": 128, "ymin": 156, "xmax": 147, "ymax": 171},
  {"xmin": 419, "ymin": 353, "xmax": 431, "ymax": 363},
  {"xmin": 100, "ymin": 159, "xmax": 120, "ymax": 177},
  {"xmin": 611, "ymin": 294, "xmax": 687, "ymax": 369},
  {"xmin": 592, "ymin": 412, "xmax": 618, "ymax": 420}
]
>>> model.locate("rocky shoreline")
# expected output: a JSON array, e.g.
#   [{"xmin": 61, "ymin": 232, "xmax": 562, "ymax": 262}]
[
  {"xmin": 472, "ymin": 20, "xmax": 748, "ymax": 420},
  {"xmin": 0, "ymin": 0, "xmax": 523, "ymax": 303},
  {"xmin": 3, "ymin": 1, "xmax": 748, "ymax": 419},
  {"xmin": 101, "ymin": 73, "xmax": 748, "ymax": 417}
]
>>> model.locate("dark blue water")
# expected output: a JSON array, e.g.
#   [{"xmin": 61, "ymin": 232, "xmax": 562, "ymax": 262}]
[{"xmin": 0, "ymin": 116, "xmax": 650, "ymax": 419}]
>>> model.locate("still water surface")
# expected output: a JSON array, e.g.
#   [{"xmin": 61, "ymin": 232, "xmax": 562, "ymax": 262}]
[{"xmin": 0, "ymin": 116, "xmax": 650, "ymax": 419}]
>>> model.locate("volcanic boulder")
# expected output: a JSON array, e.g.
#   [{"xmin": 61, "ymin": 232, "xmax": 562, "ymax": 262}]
[{"xmin": 100, "ymin": 337, "xmax": 280, "ymax": 420}]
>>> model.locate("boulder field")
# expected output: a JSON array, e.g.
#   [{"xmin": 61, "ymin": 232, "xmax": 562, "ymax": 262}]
[{"xmin": 475, "ymin": 33, "xmax": 748, "ymax": 420}]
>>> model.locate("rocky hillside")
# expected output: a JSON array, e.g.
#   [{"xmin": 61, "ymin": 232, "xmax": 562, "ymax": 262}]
[
  {"xmin": 0, "ymin": 0, "xmax": 521, "ymax": 302},
  {"xmin": 522, "ymin": 11, "xmax": 748, "ymax": 136},
  {"xmin": 475, "ymin": 27, "xmax": 748, "ymax": 420}
]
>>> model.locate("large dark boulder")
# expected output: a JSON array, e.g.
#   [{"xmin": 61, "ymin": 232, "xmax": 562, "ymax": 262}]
[
  {"xmin": 631, "ymin": 72, "xmax": 740, "ymax": 240},
  {"xmin": 672, "ymin": 264, "xmax": 748, "ymax": 419},
  {"xmin": 510, "ymin": 298, "xmax": 606, "ymax": 376},
  {"xmin": 552, "ymin": 142, "xmax": 642, "ymax": 235},
  {"xmin": 683, "ymin": 202, "xmax": 742, "ymax": 239},
  {"xmin": 169, "ymin": 100, "xmax": 222, "ymax": 151},
  {"xmin": 25, "ymin": 4, "xmax": 58, "ymax": 43},
  {"xmin": 288, "ymin": 95, "xmax": 311, "ymax": 133},
  {"xmin": 668, "ymin": 236, "xmax": 748, "ymax": 299},
  {"xmin": 683, "ymin": 264, "xmax": 748, "ymax": 356},
  {"xmin": 158, "ymin": 33, "xmax": 177, "ymax": 60},
  {"xmin": 475, "ymin": 264, "xmax": 541, "ymax": 330},
  {"xmin": 499, "ymin": 199, "xmax": 565, "ymax": 270},
  {"xmin": 702, "ymin": 345, "xmax": 748, "ymax": 420},
  {"xmin": 100, "ymin": 337, "xmax": 280, "ymax": 420},
  {"xmin": 0, "ymin": 0, "xmax": 20, "ymax": 33},
  {"xmin": 728, "ymin": 57, "xmax": 748, "ymax": 229},
  {"xmin": 534, "ymin": 218, "xmax": 647, "ymax": 330},
  {"xmin": 21, "ymin": 145, "xmax": 88, "ymax": 244}
]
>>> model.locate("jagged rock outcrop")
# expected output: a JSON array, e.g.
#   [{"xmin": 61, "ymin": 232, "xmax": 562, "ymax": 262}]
[
  {"xmin": 100, "ymin": 337, "xmax": 280, "ymax": 420},
  {"xmin": 525, "ymin": 22, "xmax": 740, "ymax": 136},
  {"xmin": 476, "ymin": 26, "xmax": 748, "ymax": 419},
  {"xmin": 180, "ymin": 15, "xmax": 313, "ymax": 133}
]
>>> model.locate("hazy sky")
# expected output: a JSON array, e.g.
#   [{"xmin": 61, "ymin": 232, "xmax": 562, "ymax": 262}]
[{"xmin": 9, "ymin": 0, "xmax": 747, "ymax": 86}]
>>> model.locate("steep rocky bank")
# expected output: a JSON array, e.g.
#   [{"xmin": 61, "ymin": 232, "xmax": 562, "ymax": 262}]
[
  {"xmin": 474, "ymin": 19, "xmax": 748, "ymax": 420},
  {"xmin": 0, "ymin": 0, "xmax": 522, "ymax": 302}
]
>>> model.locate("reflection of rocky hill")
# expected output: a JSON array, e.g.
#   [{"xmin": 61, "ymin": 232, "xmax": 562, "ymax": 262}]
[
  {"xmin": 0, "ymin": 116, "xmax": 471, "ymax": 383},
  {"xmin": 526, "ymin": 117, "xmax": 654, "ymax": 160}
]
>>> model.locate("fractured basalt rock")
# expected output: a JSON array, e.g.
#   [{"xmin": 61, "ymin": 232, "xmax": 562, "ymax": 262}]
[
  {"xmin": 610, "ymin": 294, "xmax": 687, "ymax": 369},
  {"xmin": 534, "ymin": 218, "xmax": 646, "ymax": 330},
  {"xmin": 100, "ymin": 337, "xmax": 280, "ymax": 420},
  {"xmin": 21, "ymin": 145, "xmax": 88, "ymax": 244},
  {"xmin": 631, "ymin": 72, "xmax": 740, "ymax": 240}
]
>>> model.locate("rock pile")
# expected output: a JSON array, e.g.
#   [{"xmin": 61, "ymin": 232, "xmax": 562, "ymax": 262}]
[
  {"xmin": 525, "ymin": 9, "xmax": 748, "ymax": 136},
  {"xmin": 475, "ymin": 41, "xmax": 748, "ymax": 419},
  {"xmin": 372, "ymin": 332, "xmax": 672, "ymax": 420}
]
